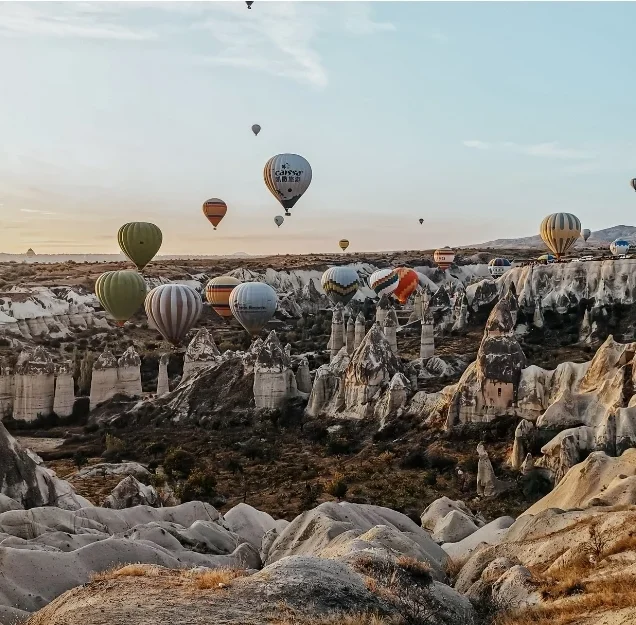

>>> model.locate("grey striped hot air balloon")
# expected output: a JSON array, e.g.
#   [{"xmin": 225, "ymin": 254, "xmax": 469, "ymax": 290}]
[
  {"xmin": 144, "ymin": 283, "xmax": 202, "ymax": 346},
  {"xmin": 539, "ymin": 212, "xmax": 581, "ymax": 259}
]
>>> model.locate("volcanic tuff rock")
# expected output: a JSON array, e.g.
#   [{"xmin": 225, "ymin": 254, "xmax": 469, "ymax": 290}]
[
  {"xmin": 182, "ymin": 328, "xmax": 220, "ymax": 380},
  {"xmin": 90, "ymin": 347, "xmax": 143, "ymax": 410}
]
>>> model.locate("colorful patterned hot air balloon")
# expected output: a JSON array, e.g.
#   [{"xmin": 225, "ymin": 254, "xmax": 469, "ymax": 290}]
[
  {"xmin": 229, "ymin": 282, "xmax": 278, "ymax": 336},
  {"xmin": 321, "ymin": 266, "xmax": 359, "ymax": 306},
  {"xmin": 368, "ymin": 268, "xmax": 399, "ymax": 297},
  {"xmin": 434, "ymin": 247, "xmax": 455, "ymax": 271},
  {"xmin": 252, "ymin": 124, "xmax": 261, "ymax": 136},
  {"xmin": 582, "ymin": 228, "xmax": 591, "ymax": 242},
  {"xmin": 264, "ymin": 154, "xmax": 312, "ymax": 216},
  {"xmin": 487, "ymin": 258, "xmax": 512, "ymax": 278},
  {"xmin": 539, "ymin": 213, "xmax": 581, "ymax": 259},
  {"xmin": 145, "ymin": 283, "xmax": 202, "ymax": 346},
  {"xmin": 537, "ymin": 254, "xmax": 556, "ymax": 264},
  {"xmin": 202, "ymin": 198, "xmax": 227, "ymax": 230},
  {"xmin": 393, "ymin": 267, "xmax": 419, "ymax": 305},
  {"xmin": 95, "ymin": 270, "xmax": 147, "ymax": 326},
  {"xmin": 610, "ymin": 239, "xmax": 630, "ymax": 256},
  {"xmin": 339, "ymin": 239, "xmax": 350, "ymax": 251},
  {"xmin": 274, "ymin": 216, "xmax": 284, "ymax": 228},
  {"xmin": 118, "ymin": 222, "xmax": 162, "ymax": 271},
  {"xmin": 205, "ymin": 276, "xmax": 241, "ymax": 320}
]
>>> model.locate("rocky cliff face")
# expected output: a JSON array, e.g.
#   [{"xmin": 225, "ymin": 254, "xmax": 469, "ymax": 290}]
[{"xmin": 89, "ymin": 347, "xmax": 143, "ymax": 410}]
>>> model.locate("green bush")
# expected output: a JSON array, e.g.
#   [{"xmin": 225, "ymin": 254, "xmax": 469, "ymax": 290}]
[
  {"xmin": 176, "ymin": 468, "xmax": 217, "ymax": 503},
  {"xmin": 163, "ymin": 448, "xmax": 196, "ymax": 478}
]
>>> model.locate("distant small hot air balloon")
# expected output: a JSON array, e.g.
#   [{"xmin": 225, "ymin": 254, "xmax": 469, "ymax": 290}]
[
  {"xmin": 274, "ymin": 215, "xmax": 284, "ymax": 228},
  {"xmin": 145, "ymin": 283, "xmax": 202, "ymax": 346},
  {"xmin": 252, "ymin": 124, "xmax": 261, "ymax": 136},
  {"xmin": 246, "ymin": 1, "xmax": 254, "ymax": 8},
  {"xmin": 95, "ymin": 270, "xmax": 147, "ymax": 326},
  {"xmin": 393, "ymin": 267, "xmax": 419, "ymax": 305},
  {"xmin": 229, "ymin": 282, "xmax": 278, "ymax": 336},
  {"xmin": 118, "ymin": 222, "xmax": 163, "ymax": 272},
  {"xmin": 582, "ymin": 228, "xmax": 591, "ymax": 242},
  {"xmin": 537, "ymin": 254, "xmax": 556, "ymax": 264},
  {"xmin": 434, "ymin": 247, "xmax": 455, "ymax": 271},
  {"xmin": 264, "ymin": 153, "xmax": 312, "ymax": 216},
  {"xmin": 339, "ymin": 239, "xmax": 350, "ymax": 251},
  {"xmin": 202, "ymin": 198, "xmax": 227, "ymax": 230},
  {"xmin": 368, "ymin": 268, "xmax": 399, "ymax": 298},
  {"xmin": 631, "ymin": 178, "xmax": 636, "ymax": 192},
  {"xmin": 610, "ymin": 239, "xmax": 630, "ymax": 256},
  {"xmin": 539, "ymin": 212, "xmax": 581, "ymax": 259},
  {"xmin": 487, "ymin": 258, "xmax": 512, "ymax": 278},
  {"xmin": 321, "ymin": 266, "xmax": 359, "ymax": 306},
  {"xmin": 205, "ymin": 276, "xmax": 241, "ymax": 320},
  {"xmin": 419, "ymin": 219, "xmax": 424, "ymax": 225}
]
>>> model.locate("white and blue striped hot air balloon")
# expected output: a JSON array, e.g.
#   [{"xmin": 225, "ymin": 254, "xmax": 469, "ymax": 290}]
[{"xmin": 610, "ymin": 239, "xmax": 630, "ymax": 256}]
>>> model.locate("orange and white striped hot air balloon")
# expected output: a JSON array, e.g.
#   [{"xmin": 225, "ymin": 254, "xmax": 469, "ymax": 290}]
[
  {"xmin": 393, "ymin": 267, "xmax": 419, "ymax": 305},
  {"xmin": 205, "ymin": 275, "xmax": 241, "ymax": 320},
  {"xmin": 202, "ymin": 198, "xmax": 228, "ymax": 230},
  {"xmin": 434, "ymin": 247, "xmax": 455, "ymax": 271}
]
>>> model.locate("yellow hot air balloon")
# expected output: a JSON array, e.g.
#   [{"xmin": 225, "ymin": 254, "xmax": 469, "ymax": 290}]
[
  {"xmin": 95, "ymin": 270, "xmax": 147, "ymax": 326},
  {"xmin": 118, "ymin": 222, "xmax": 163, "ymax": 271},
  {"xmin": 205, "ymin": 275, "xmax": 241, "ymax": 320},
  {"xmin": 539, "ymin": 213, "xmax": 581, "ymax": 259},
  {"xmin": 339, "ymin": 239, "xmax": 350, "ymax": 251}
]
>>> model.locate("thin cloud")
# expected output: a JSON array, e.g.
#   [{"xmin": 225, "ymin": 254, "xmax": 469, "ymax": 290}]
[
  {"xmin": 344, "ymin": 4, "xmax": 396, "ymax": 36},
  {"xmin": 463, "ymin": 140, "xmax": 595, "ymax": 160},
  {"xmin": 20, "ymin": 208, "xmax": 56, "ymax": 215},
  {"xmin": 0, "ymin": 4, "xmax": 157, "ymax": 41}
]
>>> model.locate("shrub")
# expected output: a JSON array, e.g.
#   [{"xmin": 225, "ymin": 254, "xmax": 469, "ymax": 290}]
[
  {"xmin": 426, "ymin": 451, "xmax": 456, "ymax": 472},
  {"xmin": 325, "ymin": 472, "xmax": 348, "ymax": 499},
  {"xmin": 73, "ymin": 451, "xmax": 88, "ymax": 470},
  {"xmin": 105, "ymin": 434, "xmax": 125, "ymax": 452},
  {"xmin": 176, "ymin": 468, "xmax": 217, "ymax": 503},
  {"xmin": 163, "ymin": 448, "xmax": 197, "ymax": 478},
  {"xmin": 399, "ymin": 450, "xmax": 428, "ymax": 470}
]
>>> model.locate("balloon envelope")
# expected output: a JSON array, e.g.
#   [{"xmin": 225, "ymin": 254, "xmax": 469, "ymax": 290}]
[
  {"xmin": 419, "ymin": 219, "xmax": 424, "ymax": 225},
  {"xmin": 539, "ymin": 212, "xmax": 581, "ymax": 259},
  {"xmin": 274, "ymin": 215, "xmax": 284, "ymax": 228},
  {"xmin": 487, "ymin": 258, "xmax": 512, "ymax": 278},
  {"xmin": 631, "ymin": 178, "xmax": 636, "ymax": 191},
  {"xmin": 583, "ymin": 229, "xmax": 591, "ymax": 242},
  {"xmin": 95, "ymin": 270, "xmax": 147, "ymax": 326},
  {"xmin": 339, "ymin": 239, "xmax": 350, "ymax": 251},
  {"xmin": 246, "ymin": 0, "xmax": 253, "ymax": 6},
  {"xmin": 145, "ymin": 283, "xmax": 202, "ymax": 346},
  {"xmin": 434, "ymin": 247, "xmax": 455, "ymax": 271},
  {"xmin": 394, "ymin": 267, "xmax": 419, "ymax": 305},
  {"xmin": 252, "ymin": 124, "xmax": 261, "ymax": 136},
  {"xmin": 229, "ymin": 282, "xmax": 278, "ymax": 336},
  {"xmin": 368, "ymin": 268, "xmax": 399, "ymax": 297},
  {"xmin": 205, "ymin": 276, "xmax": 241, "ymax": 319},
  {"xmin": 202, "ymin": 198, "xmax": 227, "ymax": 230},
  {"xmin": 118, "ymin": 222, "xmax": 162, "ymax": 271},
  {"xmin": 610, "ymin": 239, "xmax": 630, "ymax": 256},
  {"xmin": 263, "ymin": 154, "xmax": 312, "ymax": 216},
  {"xmin": 321, "ymin": 266, "xmax": 359, "ymax": 306}
]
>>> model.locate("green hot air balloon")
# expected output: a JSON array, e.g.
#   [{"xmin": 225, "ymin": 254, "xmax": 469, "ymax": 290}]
[
  {"xmin": 118, "ymin": 222, "xmax": 163, "ymax": 271},
  {"xmin": 95, "ymin": 270, "xmax": 147, "ymax": 326}
]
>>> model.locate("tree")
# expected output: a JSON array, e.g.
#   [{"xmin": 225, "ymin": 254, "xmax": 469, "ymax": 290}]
[{"xmin": 79, "ymin": 351, "xmax": 94, "ymax": 395}]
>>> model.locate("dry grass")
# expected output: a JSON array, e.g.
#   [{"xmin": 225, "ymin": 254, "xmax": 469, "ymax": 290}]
[
  {"xmin": 191, "ymin": 567, "xmax": 248, "ymax": 590},
  {"xmin": 92, "ymin": 564, "xmax": 161, "ymax": 581},
  {"xmin": 272, "ymin": 614, "xmax": 399, "ymax": 625}
]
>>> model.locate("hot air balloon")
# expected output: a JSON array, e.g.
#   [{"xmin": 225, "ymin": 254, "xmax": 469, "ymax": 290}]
[
  {"xmin": 246, "ymin": 1, "xmax": 253, "ymax": 7},
  {"xmin": 145, "ymin": 283, "xmax": 202, "ymax": 346},
  {"xmin": 583, "ymin": 229, "xmax": 591, "ymax": 242},
  {"xmin": 202, "ymin": 198, "xmax": 227, "ymax": 230},
  {"xmin": 321, "ymin": 266, "xmax": 359, "ymax": 306},
  {"xmin": 229, "ymin": 282, "xmax": 278, "ymax": 336},
  {"xmin": 339, "ymin": 239, "xmax": 350, "ymax": 251},
  {"xmin": 419, "ymin": 219, "xmax": 424, "ymax": 225},
  {"xmin": 95, "ymin": 270, "xmax": 147, "ymax": 326},
  {"xmin": 393, "ymin": 267, "xmax": 419, "ymax": 305},
  {"xmin": 252, "ymin": 124, "xmax": 261, "ymax": 136},
  {"xmin": 274, "ymin": 216, "xmax": 284, "ymax": 228},
  {"xmin": 368, "ymin": 268, "xmax": 399, "ymax": 297},
  {"xmin": 434, "ymin": 247, "xmax": 455, "ymax": 271},
  {"xmin": 631, "ymin": 178, "xmax": 636, "ymax": 192},
  {"xmin": 118, "ymin": 222, "xmax": 163, "ymax": 271},
  {"xmin": 537, "ymin": 254, "xmax": 556, "ymax": 264},
  {"xmin": 205, "ymin": 276, "xmax": 241, "ymax": 320},
  {"xmin": 610, "ymin": 239, "xmax": 630, "ymax": 256},
  {"xmin": 487, "ymin": 258, "xmax": 512, "ymax": 278},
  {"xmin": 264, "ymin": 154, "xmax": 312, "ymax": 216},
  {"xmin": 539, "ymin": 213, "xmax": 581, "ymax": 259}
]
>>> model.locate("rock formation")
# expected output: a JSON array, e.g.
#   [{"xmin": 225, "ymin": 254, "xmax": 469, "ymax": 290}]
[
  {"xmin": 89, "ymin": 347, "xmax": 143, "ymax": 410},
  {"xmin": 117, "ymin": 347, "xmax": 142, "ymax": 398},
  {"xmin": 354, "ymin": 312, "xmax": 366, "ymax": 349},
  {"xmin": 345, "ymin": 316, "xmax": 355, "ymax": 354},
  {"xmin": 12, "ymin": 347, "xmax": 55, "ymax": 422},
  {"xmin": 53, "ymin": 360, "xmax": 75, "ymax": 418},
  {"xmin": 0, "ymin": 364, "xmax": 14, "ymax": 418},
  {"xmin": 295, "ymin": 357, "xmax": 312, "ymax": 394},
  {"xmin": 156, "ymin": 353, "xmax": 170, "ymax": 396},
  {"xmin": 382, "ymin": 306, "xmax": 398, "ymax": 353},
  {"xmin": 329, "ymin": 305, "xmax": 344, "ymax": 361},
  {"xmin": 182, "ymin": 329, "xmax": 220, "ymax": 379},
  {"xmin": 420, "ymin": 305, "xmax": 435, "ymax": 358},
  {"xmin": 375, "ymin": 294, "xmax": 391, "ymax": 326},
  {"xmin": 103, "ymin": 475, "xmax": 160, "ymax": 509},
  {"xmin": 253, "ymin": 331, "xmax": 299, "ymax": 409},
  {"xmin": 476, "ymin": 444, "xmax": 510, "ymax": 498}
]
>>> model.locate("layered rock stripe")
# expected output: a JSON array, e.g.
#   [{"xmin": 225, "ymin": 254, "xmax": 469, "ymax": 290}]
[
  {"xmin": 117, "ymin": 222, "xmax": 162, "ymax": 271},
  {"xmin": 144, "ymin": 284, "xmax": 202, "ymax": 346}
]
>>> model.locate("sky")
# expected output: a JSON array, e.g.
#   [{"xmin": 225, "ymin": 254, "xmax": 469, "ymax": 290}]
[{"xmin": 0, "ymin": 1, "xmax": 635, "ymax": 255}]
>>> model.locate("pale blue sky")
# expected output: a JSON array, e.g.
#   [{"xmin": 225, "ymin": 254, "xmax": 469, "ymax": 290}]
[{"xmin": 0, "ymin": 1, "xmax": 634, "ymax": 254}]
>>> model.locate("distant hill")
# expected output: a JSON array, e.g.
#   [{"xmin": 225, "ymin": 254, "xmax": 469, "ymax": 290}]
[{"xmin": 475, "ymin": 225, "xmax": 636, "ymax": 249}]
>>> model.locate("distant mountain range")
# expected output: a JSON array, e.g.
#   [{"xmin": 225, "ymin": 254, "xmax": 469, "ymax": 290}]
[{"xmin": 476, "ymin": 225, "xmax": 636, "ymax": 249}]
